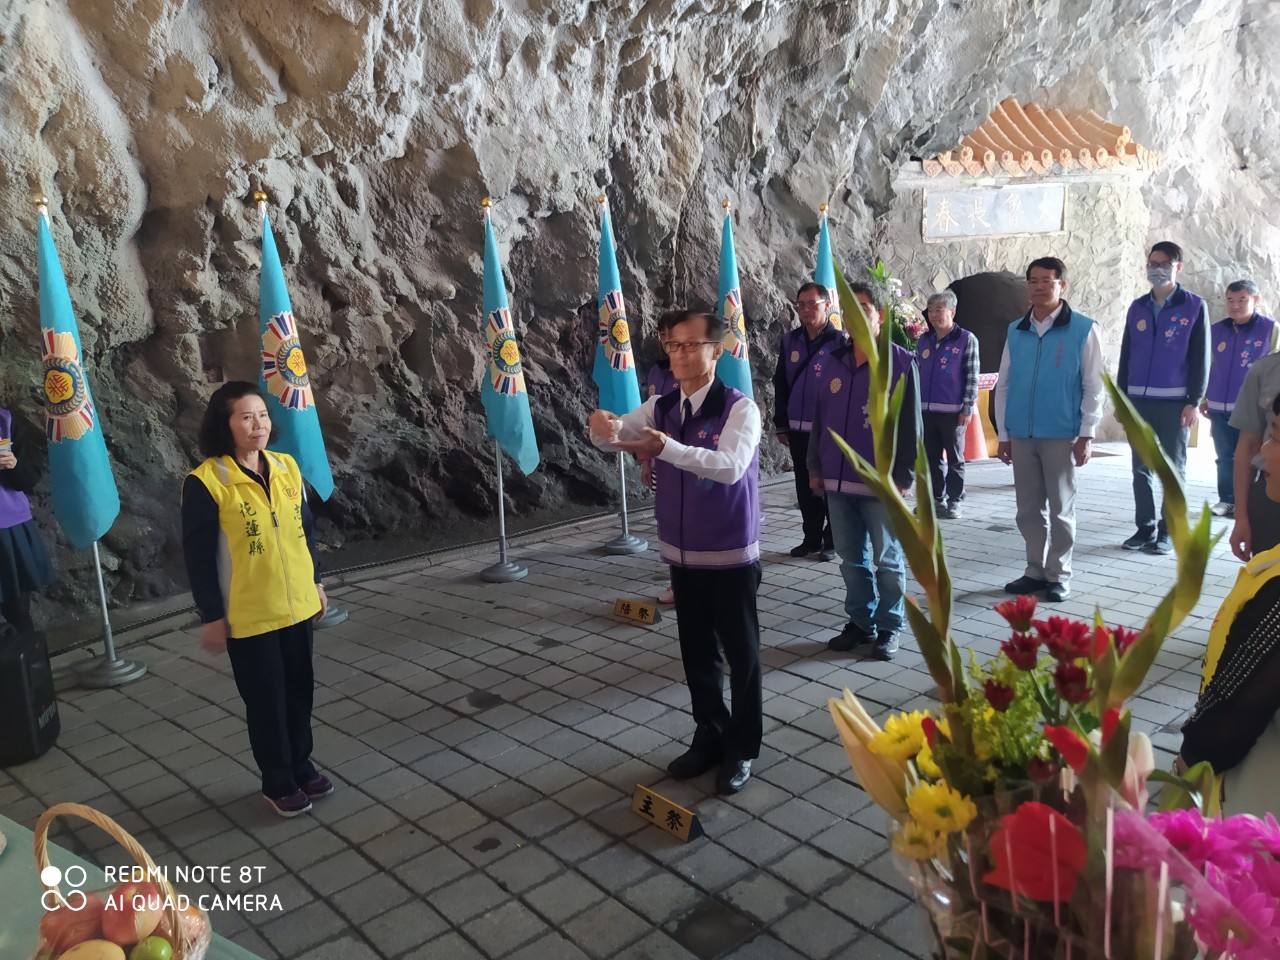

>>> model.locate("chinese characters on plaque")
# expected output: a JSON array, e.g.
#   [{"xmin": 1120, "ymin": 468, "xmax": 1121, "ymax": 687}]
[
  {"xmin": 630, "ymin": 784, "xmax": 704, "ymax": 842},
  {"xmin": 613, "ymin": 597, "xmax": 662, "ymax": 625},
  {"xmin": 923, "ymin": 183, "xmax": 1066, "ymax": 242}
]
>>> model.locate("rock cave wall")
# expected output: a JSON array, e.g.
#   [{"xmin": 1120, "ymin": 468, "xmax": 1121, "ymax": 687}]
[{"xmin": 0, "ymin": 0, "xmax": 1275, "ymax": 615}]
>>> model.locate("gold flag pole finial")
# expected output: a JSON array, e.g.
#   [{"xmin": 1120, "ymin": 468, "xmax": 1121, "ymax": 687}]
[
  {"xmin": 481, "ymin": 196, "xmax": 492, "ymax": 218},
  {"xmin": 34, "ymin": 194, "xmax": 49, "ymax": 222},
  {"xmin": 721, "ymin": 198, "xmax": 731, "ymax": 211},
  {"xmin": 253, "ymin": 190, "xmax": 268, "ymax": 220},
  {"xmin": 597, "ymin": 194, "xmax": 606, "ymax": 206},
  {"xmin": 819, "ymin": 203, "xmax": 829, "ymax": 215}
]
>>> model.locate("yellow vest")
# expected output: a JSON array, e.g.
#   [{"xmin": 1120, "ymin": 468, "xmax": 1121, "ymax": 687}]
[
  {"xmin": 188, "ymin": 451, "xmax": 321, "ymax": 639},
  {"xmin": 1202, "ymin": 543, "xmax": 1280, "ymax": 692}
]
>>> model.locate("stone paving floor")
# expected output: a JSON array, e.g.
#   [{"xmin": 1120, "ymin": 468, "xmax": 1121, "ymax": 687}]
[{"xmin": 0, "ymin": 443, "xmax": 1238, "ymax": 960}]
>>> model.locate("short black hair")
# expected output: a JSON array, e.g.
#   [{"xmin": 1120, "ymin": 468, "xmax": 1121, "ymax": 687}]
[
  {"xmin": 1026, "ymin": 257, "xmax": 1067, "ymax": 281},
  {"xmin": 199, "ymin": 381, "xmax": 268, "ymax": 459},
  {"xmin": 1227, "ymin": 279, "xmax": 1259, "ymax": 297},
  {"xmin": 657, "ymin": 309, "xmax": 726, "ymax": 341},
  {"xmin": 848, "ymin": 281, "xmax": 884, "ymax": 311},
  {"xmin": 1272, "ymin": 390, "xmax": 1280, "ymax": 417},
  {"xmin": 796, "ymin": 281, "xmax": 827, "ymax": 300},
  {"xmin": 1150, "ymin": 241, "xmax": 1183, "ymax": 264}
]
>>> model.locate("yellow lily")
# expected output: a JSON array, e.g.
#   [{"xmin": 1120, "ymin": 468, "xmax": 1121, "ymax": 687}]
[{"xmin": 829, "ymin": 690, "xmax": 910, "ymax": 821}]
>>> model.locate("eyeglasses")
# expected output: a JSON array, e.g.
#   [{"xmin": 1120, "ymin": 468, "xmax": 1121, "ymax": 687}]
[
  {"xmin": 661, "ymin": 340, "xmax": 719, "ymax": 355},
  {"xmin": 794, "ymin": 299, "xmax": 827, "ymax": 309},
  {"xmin": 1146, "ymin": 260, "xmax": 1175, "ymax": 269}
]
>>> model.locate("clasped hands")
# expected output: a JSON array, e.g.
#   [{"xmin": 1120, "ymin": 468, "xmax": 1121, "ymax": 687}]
[{"xmin": 589, "ymin": 409, "xmax": 667, "ymax": 458}]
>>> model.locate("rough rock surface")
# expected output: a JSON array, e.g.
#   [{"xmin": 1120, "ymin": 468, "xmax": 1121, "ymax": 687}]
[{"xmin": 0, "ymin": 0, "xmax": 1275, "ymax": 614}]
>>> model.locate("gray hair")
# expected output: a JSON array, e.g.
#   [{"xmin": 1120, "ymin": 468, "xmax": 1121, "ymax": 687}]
[
  {"xmin": 927, "ymin": 290, "xmax": 958, "ymax": 311},
  {"xmin": 1227, "ymin": 279, "xmax": 1259, "ymax": 297}
]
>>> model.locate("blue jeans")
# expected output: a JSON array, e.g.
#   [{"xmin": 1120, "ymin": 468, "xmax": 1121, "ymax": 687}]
[
  {"xmin": 826, "ymin": 493, "xmax": 905, "ymax": 634},
  {"xmin": 1209, "ymin": 412, "xmax": 1240, "ymax": 504}
]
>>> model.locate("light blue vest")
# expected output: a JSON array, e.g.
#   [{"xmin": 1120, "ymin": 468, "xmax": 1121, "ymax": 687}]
[{"xmin": 1003, "ymin": 305, "xmax": 1096, "ymax": 440}]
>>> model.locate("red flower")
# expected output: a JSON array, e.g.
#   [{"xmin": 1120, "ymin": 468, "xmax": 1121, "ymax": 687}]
[
  {"xmin": 1101, "ymin": 707, "xmax": 1121, "ymax": 745},
  {"xmin": 1043, "ymin": 725, "xmax": 1089, "ymax": 771},
  {"xmin": 984, "ymin": 802, "xmax": 1087, "ymax": 902},
  {"xmin": 1027, "ymin": 757, "xmax": 1057, "ymax": 782},
  {"xmin": 994, "ymin": 595, "xmax": 1038, "ymax": 633},
  {"xmin": 1052, "ymin": 662, "xmax": 1091, "ymax": 703},
  {"xmin": 1000, "ymin": 632, "xmax": 1040, "ymax": 670},
  {"xmin": 1034, "ymin": 616, "xmax": 1092, "ymax": 661},
  {"xmin": 983, "ymin": 679, "xmax": 1016, "ymax": 712},
  {"xmin": 1111, "ymin": 625, "xmax": 1141, "ymax": 655},
  {"xmin": 921, "ymin": 715, "xmax": 938, "ymax": 747}
]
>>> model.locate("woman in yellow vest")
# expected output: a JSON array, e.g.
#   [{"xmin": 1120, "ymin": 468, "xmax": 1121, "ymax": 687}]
[
  {"xmin": 182, "ymin": 381, "xmax": 331, "ymax": 818},
  {"xmin": 1179, "ymin": 391, "xmax": 1280, "ymax": 816}
]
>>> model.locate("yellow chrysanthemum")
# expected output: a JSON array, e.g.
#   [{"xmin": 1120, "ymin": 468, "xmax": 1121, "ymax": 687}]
[
  {"xmin": 868, "ymin": 711, "xmax": 929, "ymax": 761},
  {"xmin": 906, "ymin": 781, "xmax": 977, "ymax": 835},
  {"xmin": 936, "ymin": 717, "xmax": 952, "ymax": 740},
  {"xmin": 915, "ymin": 742, "xmax": 942, "ymax": 780},
  {"xmin": 892, "ymin": 819, "xmax": 945, "ymax": 861}
]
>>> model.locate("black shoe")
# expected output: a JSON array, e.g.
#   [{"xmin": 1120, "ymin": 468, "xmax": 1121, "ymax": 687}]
[
  {"xmin": 1123, "ymin": 531, "xmax": 1156, "ymax": 551},
  {"xmin": 818, "ymin": 547, "xmax": 837, "ymax": 562},
  {"xmin": 1004, "ymin": 575, "xmax": 1049, "ymax": 595},
  {"xmin": 1044, "ymin": 583, "xmax": 1070, "ymax": 602},
  {"xmin": 790, "ymin": 542, "xmax": 821, "ymax": 558},
  {"xmin": 1143, "ymin": 535, "xmax": 1173, "ymax": 555},
  {"xmin": 667, "ymin": 746, "xmax": 722, "ymax": 780},
  {"xmin": 715, "ymin": 759, "xmax": 752, "ymax": 795},
  {"xmin": 871, "ymin": 632, "xmax": 899, "ymax": 661},
  {"xmin": 828, "ymin": 624, "xmax": 874, "ymax": 652}
]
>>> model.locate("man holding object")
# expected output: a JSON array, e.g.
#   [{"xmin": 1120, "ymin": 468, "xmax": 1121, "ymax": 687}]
[{"xmin": 588, "ymin": 308, "xmax": 763, "ymax": 795}]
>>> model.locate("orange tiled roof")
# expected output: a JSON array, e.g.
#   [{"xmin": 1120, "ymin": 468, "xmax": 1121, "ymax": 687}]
[{"xmin": 922, "ymin": 98, "xmax": 1155, "ymax": 178}]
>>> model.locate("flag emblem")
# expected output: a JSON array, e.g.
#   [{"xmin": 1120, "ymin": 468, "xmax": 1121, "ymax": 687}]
[
  {"xmin": 826, "ymin": 288, "xmax": 842, "ymax": 330},
  {"xmin": 598, "ymin": 290, "xmax": 635, "ymax": 372},
  {"xmin": 41, "ymin": 330, "xmax": 95, "ymax": 442},
  {"xmin": 723, "ymin": 290, "xmax": 748, "ymax": 361},
  {"xmin": 487, "ymin": 306, "xmax": 527, "ymax": 396},
  {"xmin": 262, "ymin": 311, "xmax": 315, "ymax": 411}
]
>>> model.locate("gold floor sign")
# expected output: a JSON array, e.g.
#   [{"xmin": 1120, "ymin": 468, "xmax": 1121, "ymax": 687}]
[
  {"xmin": 613, "ymin": 598, "xmax": 662, "ymax": 625},
  {"xmin": 630, "ymin": 784, "xmax": 703, "ymax": 842}
]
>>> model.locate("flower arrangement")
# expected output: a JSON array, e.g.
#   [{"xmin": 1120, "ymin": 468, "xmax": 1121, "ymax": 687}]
[
  {"xmin": 867, "ymin": 259, "xmax": 927, "ymax": 348},
  {"xmin": 828, "ymin": 268, "xmax": 1280, "ymax": 958}
]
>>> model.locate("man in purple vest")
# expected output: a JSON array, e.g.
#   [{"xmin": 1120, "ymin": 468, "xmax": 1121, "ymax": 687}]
[
  {"xmin": 1117, "ymin": 241, "xmax": 1211, "ymax": 554},
  {"xmin": 589, "ymin": 309, "xmax": 763, "ymax": 795},
  {"xmin": 771, "ymin": 281, "xmax": 842, "ymax": 560},
  {"xmin": 1200, "ymin": 279, "xmax": 1276, "ymax": 518},
  {"xmin": 808, "ymin": 282, "xmax": 920, "ymax": 660},
  {"xmin": 916, "ymin": 290, "xmax": 980, "ymax": 519}
]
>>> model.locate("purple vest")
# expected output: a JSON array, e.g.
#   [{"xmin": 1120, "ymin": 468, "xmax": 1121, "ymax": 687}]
[
  {"xmin": 0, "ymin": 409, "xmax": 34, "ymax": 530},
  {"xmin": 812, "ymin": 343, "xmax": 914, "ymax": 496},
  {"xmin": 1207, "ymin": 314, "xmax": 1276, "ymax": 413},
  {"xmin": 652, "ymin": 382, "xmax": 760, "ymax": 569},
  {"xmin": 1124, "ymin": 287, "xmax": 1205, "ymax": 399},
  {"xmin": 646, "ymin": 364, "xmax": 678, "ymax": 400},
  {"xmin": 916, "ymin": 326, "xmax": 973, "ymax": 413},
  {"xmin": 780, "ymin": 324, "xmax": 844, "ymax": 430}
]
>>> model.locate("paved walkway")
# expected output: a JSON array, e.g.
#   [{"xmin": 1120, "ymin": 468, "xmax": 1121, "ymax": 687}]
[{"xmin": 1, "ymin": 443, "xmax": 1237, "ymax": 960}]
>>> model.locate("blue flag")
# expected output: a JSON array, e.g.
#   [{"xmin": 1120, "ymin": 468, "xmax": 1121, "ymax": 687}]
[
  {"xmin": 481, "ymin": 208, "xmax": 540, "ymax": 474},
  {"xmin": 36, "ymin": 211, "xmax": 120, "ymax": 550},
  {"xmin": 258, "ymin": 212, "xmax": 334, "ymax": 500},
  {"xmin": 814, "ymin": 208, "xmax": 844, "ymax": 330},
  {"xmin": 592, "ymin": 201, "xmax": 642, "ymax": 415},
  {"xmin": 714, "ymin": 208, "xmax": 753, "ymax": 397}
]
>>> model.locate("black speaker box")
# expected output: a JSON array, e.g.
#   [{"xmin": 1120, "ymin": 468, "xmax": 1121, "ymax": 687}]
[{"xmin": 0, "ymin": 627, "xmax": 60, "ymax": 766}]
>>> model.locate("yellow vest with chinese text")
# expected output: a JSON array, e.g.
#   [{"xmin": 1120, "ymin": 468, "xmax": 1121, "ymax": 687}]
[{"xmin": 188, "ymin": 451, "xmax": 320, "ymax": 638}]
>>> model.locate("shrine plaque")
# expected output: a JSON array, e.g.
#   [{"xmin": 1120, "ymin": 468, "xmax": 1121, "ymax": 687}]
[
  {"xmin": 613, "ymin": 597, "xmax": 662, "ymax": 625},
  {"xmin": 630, "ymin": 784, "xmax": 704, "ymax": 842},
  {"xmin": 923, "ymin": 183, "xmax": 1066, "ymax": 241}
]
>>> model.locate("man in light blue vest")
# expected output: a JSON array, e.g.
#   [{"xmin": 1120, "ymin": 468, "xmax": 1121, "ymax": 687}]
[{"xmin": 995, "ymin": 257, "xmax": 1105, "ymax": 603}]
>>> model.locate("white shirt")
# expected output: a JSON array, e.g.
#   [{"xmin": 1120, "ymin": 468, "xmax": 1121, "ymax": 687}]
[
  {"xmin": 994, "ymin": 304, "xmax": 1105, "ymax": 441},
  {"xmin": 590, "ymin": 380, "xmax": 762, "ymax": 484}
]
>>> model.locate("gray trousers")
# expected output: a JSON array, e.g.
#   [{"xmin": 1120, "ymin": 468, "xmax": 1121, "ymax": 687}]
[{"xmin": 1011, "ymin": 438, "xmax": 1077, "ymax": 584}]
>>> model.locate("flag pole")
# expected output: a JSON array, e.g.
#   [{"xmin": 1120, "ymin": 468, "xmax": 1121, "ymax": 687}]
[
  {"xmin": 603, "ymin": 451, "xmax": 647, "ymax": 554},
  {"xmin": 75, "ymin": 542, "xmax": 146, "ymax": 687},
  {"xmin": 481, "ymin": 439, "xmax": 527, "ymax": 582}
]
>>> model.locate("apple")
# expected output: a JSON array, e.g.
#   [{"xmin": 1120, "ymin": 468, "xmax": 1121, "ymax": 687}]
[
  {"xmin": 100, "ymin": 882, "xmax": 162, "ymax": 946},
  {"xmin": 55, "ymin": 941, "xmax": 126, "ymax": 960},
  {"xmin": 127, "ymin": 937, "xmax": 173, "ymax": 960},
  {"xmin": 40, "ymin": 894, "xmax": 105, "ymax": 952}
]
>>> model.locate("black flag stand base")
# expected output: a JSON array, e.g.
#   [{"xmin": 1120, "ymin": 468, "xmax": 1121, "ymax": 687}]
[
  {"xmin": 76, "ymin": 541, "xmax": 147, "ymax": 689},
  {"xmin": 481, "ymin": 440, "xmax": 528, "ymax": 583},
  {"xmin": 604, "ymin": 451, "xmax": 647, "ymax": 555}
]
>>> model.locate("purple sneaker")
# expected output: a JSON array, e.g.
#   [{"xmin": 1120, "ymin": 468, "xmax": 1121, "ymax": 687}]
[
  {"xmin": 301, "ymin": 774, "xmax": 335, "ymax": 799},
  {"xmin": 262, "ymin": 790, "xmax": 312, "ymax": 818}
]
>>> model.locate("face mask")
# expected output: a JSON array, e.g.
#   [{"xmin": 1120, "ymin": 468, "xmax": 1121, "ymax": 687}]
[{"xmin": 1147, "ymin": 266, "xmax": 1175, "ymax": 288}]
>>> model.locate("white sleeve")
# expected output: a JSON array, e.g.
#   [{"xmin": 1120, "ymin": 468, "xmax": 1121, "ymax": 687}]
[
  {"xmin": 657, "ymin": 397, "xmax": 762, "ymax": 484},
  {"xmin": 589, "ymin": 396, "xmax": 658, "ymax": 451},
  {"xmin": 995, "ymin": 343, "xmax": 1012, "ymax": 442},
  {"xmin": 1078, "ymin": 325, "xmax": 1105, "ymax": 439}
]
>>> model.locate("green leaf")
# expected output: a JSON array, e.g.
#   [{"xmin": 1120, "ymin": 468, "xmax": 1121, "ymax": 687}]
[{"xmin": 1096, "ymin": 710, "xmax": 1130, "ymax": 786}]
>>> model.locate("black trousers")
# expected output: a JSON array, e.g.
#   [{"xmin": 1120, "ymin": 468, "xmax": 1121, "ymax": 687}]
[
  {"xmin": 670, "ymin": 562, "xmax": 763, "ymax": 762},
  {"xmin": 1130, "ymin": 398, "xmax": 1189, "ymax": 538},
  {"xmin": 921, "ymin": 411, "xmax": 966, "ymax": 504},
  {"xmin": 226, "ymin": 620, "xmax": 317, "ymax": 798},
  {"xmin": 788, "ymin": 431, "xmax": 832, "ymax": 549},
  {"xmin": 0, "ymin": 594, "xmax": 32, "ymax": 633}
]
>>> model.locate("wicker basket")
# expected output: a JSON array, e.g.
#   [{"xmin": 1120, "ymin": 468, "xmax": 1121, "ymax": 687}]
[{"xmin": 32, "ymin": 802, "xmax": 211, "ymax": 960}]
